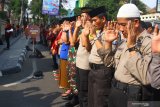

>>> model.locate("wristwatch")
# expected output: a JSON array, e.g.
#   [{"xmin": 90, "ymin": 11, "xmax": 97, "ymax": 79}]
[{"xmin": 128, "ymin": 46, "xmax": 137, "ymax": 52}]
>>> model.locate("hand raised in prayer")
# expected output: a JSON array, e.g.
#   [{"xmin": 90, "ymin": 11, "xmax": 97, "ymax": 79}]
[
  {"xmin": 152, "ymin": 25, "xmax": 160, "ymax": 53},
  {"xmin": 75, "ymin": 16, "xmax": 82, "ymax": 28},
  {"xmin": 89, "ymin": 24, "xmax": 96, "ymax": 38},
  {"xmin": 126, "ymin": 20, "xmax": 136, "ymax": 48},
  {"xmin": 82, "ymin": 21, "xmax": 91, "ymax": 37},
  {"xmin": 104, "ymin": 21, "xmax": 118, "ymax": 43}
]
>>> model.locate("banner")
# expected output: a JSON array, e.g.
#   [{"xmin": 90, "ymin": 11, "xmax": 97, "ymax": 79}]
[
  {"xmin": 42, "ymin": 0, "xmax": 59, "ymax": 15},
  {"xmin": 157, "ymin": 0, "xmax": 160, "ymax": 12}
]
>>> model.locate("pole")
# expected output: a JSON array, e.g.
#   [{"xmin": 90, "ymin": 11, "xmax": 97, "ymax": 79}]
[{"xmin": 48, "ymin": 14, "xmax": 51, "ymax": 25}]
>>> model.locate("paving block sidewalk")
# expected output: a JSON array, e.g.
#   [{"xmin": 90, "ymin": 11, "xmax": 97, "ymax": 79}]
[{"xmin": 0, "ymin": 36, "xmax": 29, "ymax": 76}]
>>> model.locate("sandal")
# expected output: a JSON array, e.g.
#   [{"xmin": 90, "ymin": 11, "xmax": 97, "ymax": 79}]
[{"xmin": 61, "ymin": 89, "xmax": 72, "ymax": 97}]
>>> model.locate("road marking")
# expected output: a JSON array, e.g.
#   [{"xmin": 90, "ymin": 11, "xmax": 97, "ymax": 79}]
[
  {"xmin": 3, "ymin": 58, "xmax": 37, "ymax": 87},
  {"xmin": 3, "ymin": 73, "xmax": 34, "ymax": 87},
  {"xmin": 3, "ymin": 72, "xmax": 34, "ymax": 87}
]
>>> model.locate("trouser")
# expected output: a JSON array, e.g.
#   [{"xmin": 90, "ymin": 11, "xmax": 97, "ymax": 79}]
[
  {"xmin": 76, "ymin": 67, "xmax": 90, "ymax": 107},
  {"xmin": 5, "ymin": 36, "xmax": 10, "ymax": 49},
  {"xmin": 108, "ymin": 79, "xmax": 158, "ymax": 107},
  {"xmin": 88, "ymin": 63, "xmax": 114, "ymax": 107},
  {"xmin": 52, "ymin": 54, "xmax": 58, "ymax": 69}
]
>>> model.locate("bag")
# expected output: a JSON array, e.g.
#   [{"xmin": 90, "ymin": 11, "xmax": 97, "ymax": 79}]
[{"xmin": 60, "ymin": 43, "xmax": 69, "ymax": 59}]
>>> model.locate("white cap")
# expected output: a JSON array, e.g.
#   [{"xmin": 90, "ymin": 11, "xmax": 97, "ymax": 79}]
[{"xmin": 117, "ymin": 3, "xmax": 140, "ymax": 18}]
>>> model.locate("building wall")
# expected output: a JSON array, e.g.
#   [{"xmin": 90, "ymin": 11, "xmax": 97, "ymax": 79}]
[{"xmin": 140, "ymin": 13, "xmax": 160, "ymax": 21}]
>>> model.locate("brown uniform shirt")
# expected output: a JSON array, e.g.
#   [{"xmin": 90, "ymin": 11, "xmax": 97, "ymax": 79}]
[
  {"xmin": 89, "ymin": 31, "xmax": 106, "ymax": 64},
  {"xmin": 149, "ymin": 53, "xmax": 160, "ymax": 89},
  {"xmin": 97, "ymin": 30, "xmax": 152, "ymax": 85}
]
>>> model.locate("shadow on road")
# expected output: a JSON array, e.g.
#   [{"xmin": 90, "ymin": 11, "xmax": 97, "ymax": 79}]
[{"xmin": 0, "ymin": 87, "xmax": 65, "ymax": 107}]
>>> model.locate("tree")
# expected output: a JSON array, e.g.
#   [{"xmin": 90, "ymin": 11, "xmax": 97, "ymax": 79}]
[
  {"xmin": 131, "ymin": 0, "xmax": 147, "ymax": 14},
  {"xmin": 119, "ymin": 0, "xmax": 147, "ymax": 14},
  {"xmin": 29, "ymin": 0, "xmax": 68, "ymax": 25},
  {"xmin": 9, "ymin": 0, "xmax": 28, "ymax": 25},
  {"xmin": 86, "ymin": 0, "xmax": 120, "ymax": 20},
  {"xmin": 86, "ymin": 0, "xmax": 147, "ymax": 20},
  {"xmin": 29, "ymin": 0, "xmax": 42, "ymax": 19}
]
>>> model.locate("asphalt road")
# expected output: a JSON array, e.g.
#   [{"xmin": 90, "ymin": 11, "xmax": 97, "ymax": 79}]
[{"xmin": 0, "ymin": 44, "xmax": 67, "ymax": 107}]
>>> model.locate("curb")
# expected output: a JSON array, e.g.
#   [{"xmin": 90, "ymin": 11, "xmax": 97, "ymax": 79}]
[{"xmin": 0, "ymin": 39, "xmax": 29, "ymax": 77}]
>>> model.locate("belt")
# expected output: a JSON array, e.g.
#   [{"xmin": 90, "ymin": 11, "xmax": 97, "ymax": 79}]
[
  {"xmin": 89, "ymin": 63, "xmax": 105, "ymax": 70},
  {"xmin": 112, "ymin": 79, "xmax": 142, "ymax": 94}
]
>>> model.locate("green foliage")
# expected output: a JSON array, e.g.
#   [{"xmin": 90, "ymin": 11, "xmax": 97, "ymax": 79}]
[
  {"xmin": 85, "ymin": 0, "xmax": 147, "ymax": 20},
  {"xmin": 0, "ymin": 11, "xmax": 7, "ymax": 20},
  {"xmin": 60, "ymin": 8, "xmax": 68, "ymax": 16},
  {"xmin": 132, "ymin": 0, "xmax": 147, "ymax": 14},
  {"xmin": 9, "ymin": 0, "xmax": 28, "ymax": 18},
  {"xmin": 118, "ymin": 0, "xmax": 147, "ymax": 14},
  {"xmin": 29, "ymin": 0, "xmax": 68, "ymax": 25},
  {"xmin": 86, "ymin": 0, "xmax": 120, "ymax": 20},
  {"xmin": 74, "ymin": 7, "xmax": 81, "ymax": 16},
  {"xmin": 29, "ymin": 0, "xmax": 42, "ymax": 17}
]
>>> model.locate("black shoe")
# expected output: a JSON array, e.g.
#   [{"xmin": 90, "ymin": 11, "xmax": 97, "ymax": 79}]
[
  {"xmin": 64, "ymin": 102, "xmax": 74, "ymax": 107},
  {"xmin": 52, "ymin": 65, "xmax": 58, "ymax": 70},
  {"xmin": 64, "ymin": 95, "xmax": 79, "ymax": 107},
  {"xmin": 62, "ymin": 93, "xmax": 74, "ymax": 100},
  {"xmin": 33, "ymin": 71, "xmax": 43, "ymax": 79},
  {"xmin": 26, "ymin": 46, "xmax": 32, "ymax": 51}
]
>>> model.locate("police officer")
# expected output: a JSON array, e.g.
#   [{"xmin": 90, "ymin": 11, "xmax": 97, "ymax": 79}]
[
  {"xmin": 97, "ymin": 4, "xmax": 153, "ymax": 107},
  {"xmin": 85, "ymin": 6, "xmax": 114, "ymax": 107},
  {"xmin": 148, "ymin": 24, "xmax": 160, "ymax": 101},
  {"xmin": 75, "ymin": 7, "xmax": 92, "ymax": 107}
]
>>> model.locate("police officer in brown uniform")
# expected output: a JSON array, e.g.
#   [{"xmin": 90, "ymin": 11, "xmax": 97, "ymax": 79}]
[
  {"xmin": 85, "ymin": 6, "xmax": 114, "ymax": 107},
  {"xmin": 75, "ymin": 7, "xmax": 92, "ymax": 107},
  {"xmin": 148, "ymin": 24, "xmax": 160, "ymax": 101},
  {"xmin": 96, "ymin": 4, "xmax": 153, "ymax": 107}
]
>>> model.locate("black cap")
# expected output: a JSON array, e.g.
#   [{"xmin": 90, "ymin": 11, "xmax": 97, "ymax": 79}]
[
  {"xmin": 89, "ymin": 6, "xmax": 106, "ymax": 18},
  {"xmin": 69, "ymin": 16, "xmax": 77, "ymax": 22},
  {"xmin": 60, "ymin": 16, "xmax": 77, "ymax": 22},
  {"xmin": 81, "ymin": 7, "xmax": 93, "ymax": 13},
  {"xmin": 59, "ymin": 17, "xmax": 69, "ymax": 24}
]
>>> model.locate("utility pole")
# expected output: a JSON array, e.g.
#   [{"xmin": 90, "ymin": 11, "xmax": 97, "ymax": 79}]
[{"xmin": 48, "ymin": 13, "xmax": 51, "ymax": 26}]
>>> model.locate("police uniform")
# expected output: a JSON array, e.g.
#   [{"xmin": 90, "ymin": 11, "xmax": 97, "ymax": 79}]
[
  {"xmin": 97, "ymin": 4, "xmax": 155, "ymax": 107},
  {"xmin": 98, "ymin": 29, "xmax": 154, "ymax": 107},
  {"xmin": 88, "ymin": 6, "xmax": 114, "ymax": 107}
]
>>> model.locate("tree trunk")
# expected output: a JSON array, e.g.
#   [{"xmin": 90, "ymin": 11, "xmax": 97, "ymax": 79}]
[{"xmin": 19, "ymin": 0, "xmax": 24, "ymax": 26}]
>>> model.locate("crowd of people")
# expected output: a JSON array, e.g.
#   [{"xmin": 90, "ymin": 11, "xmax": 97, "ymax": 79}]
[{"xmin": 25, "ymin": 3, "xmax": 160, "ymax": 107}]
